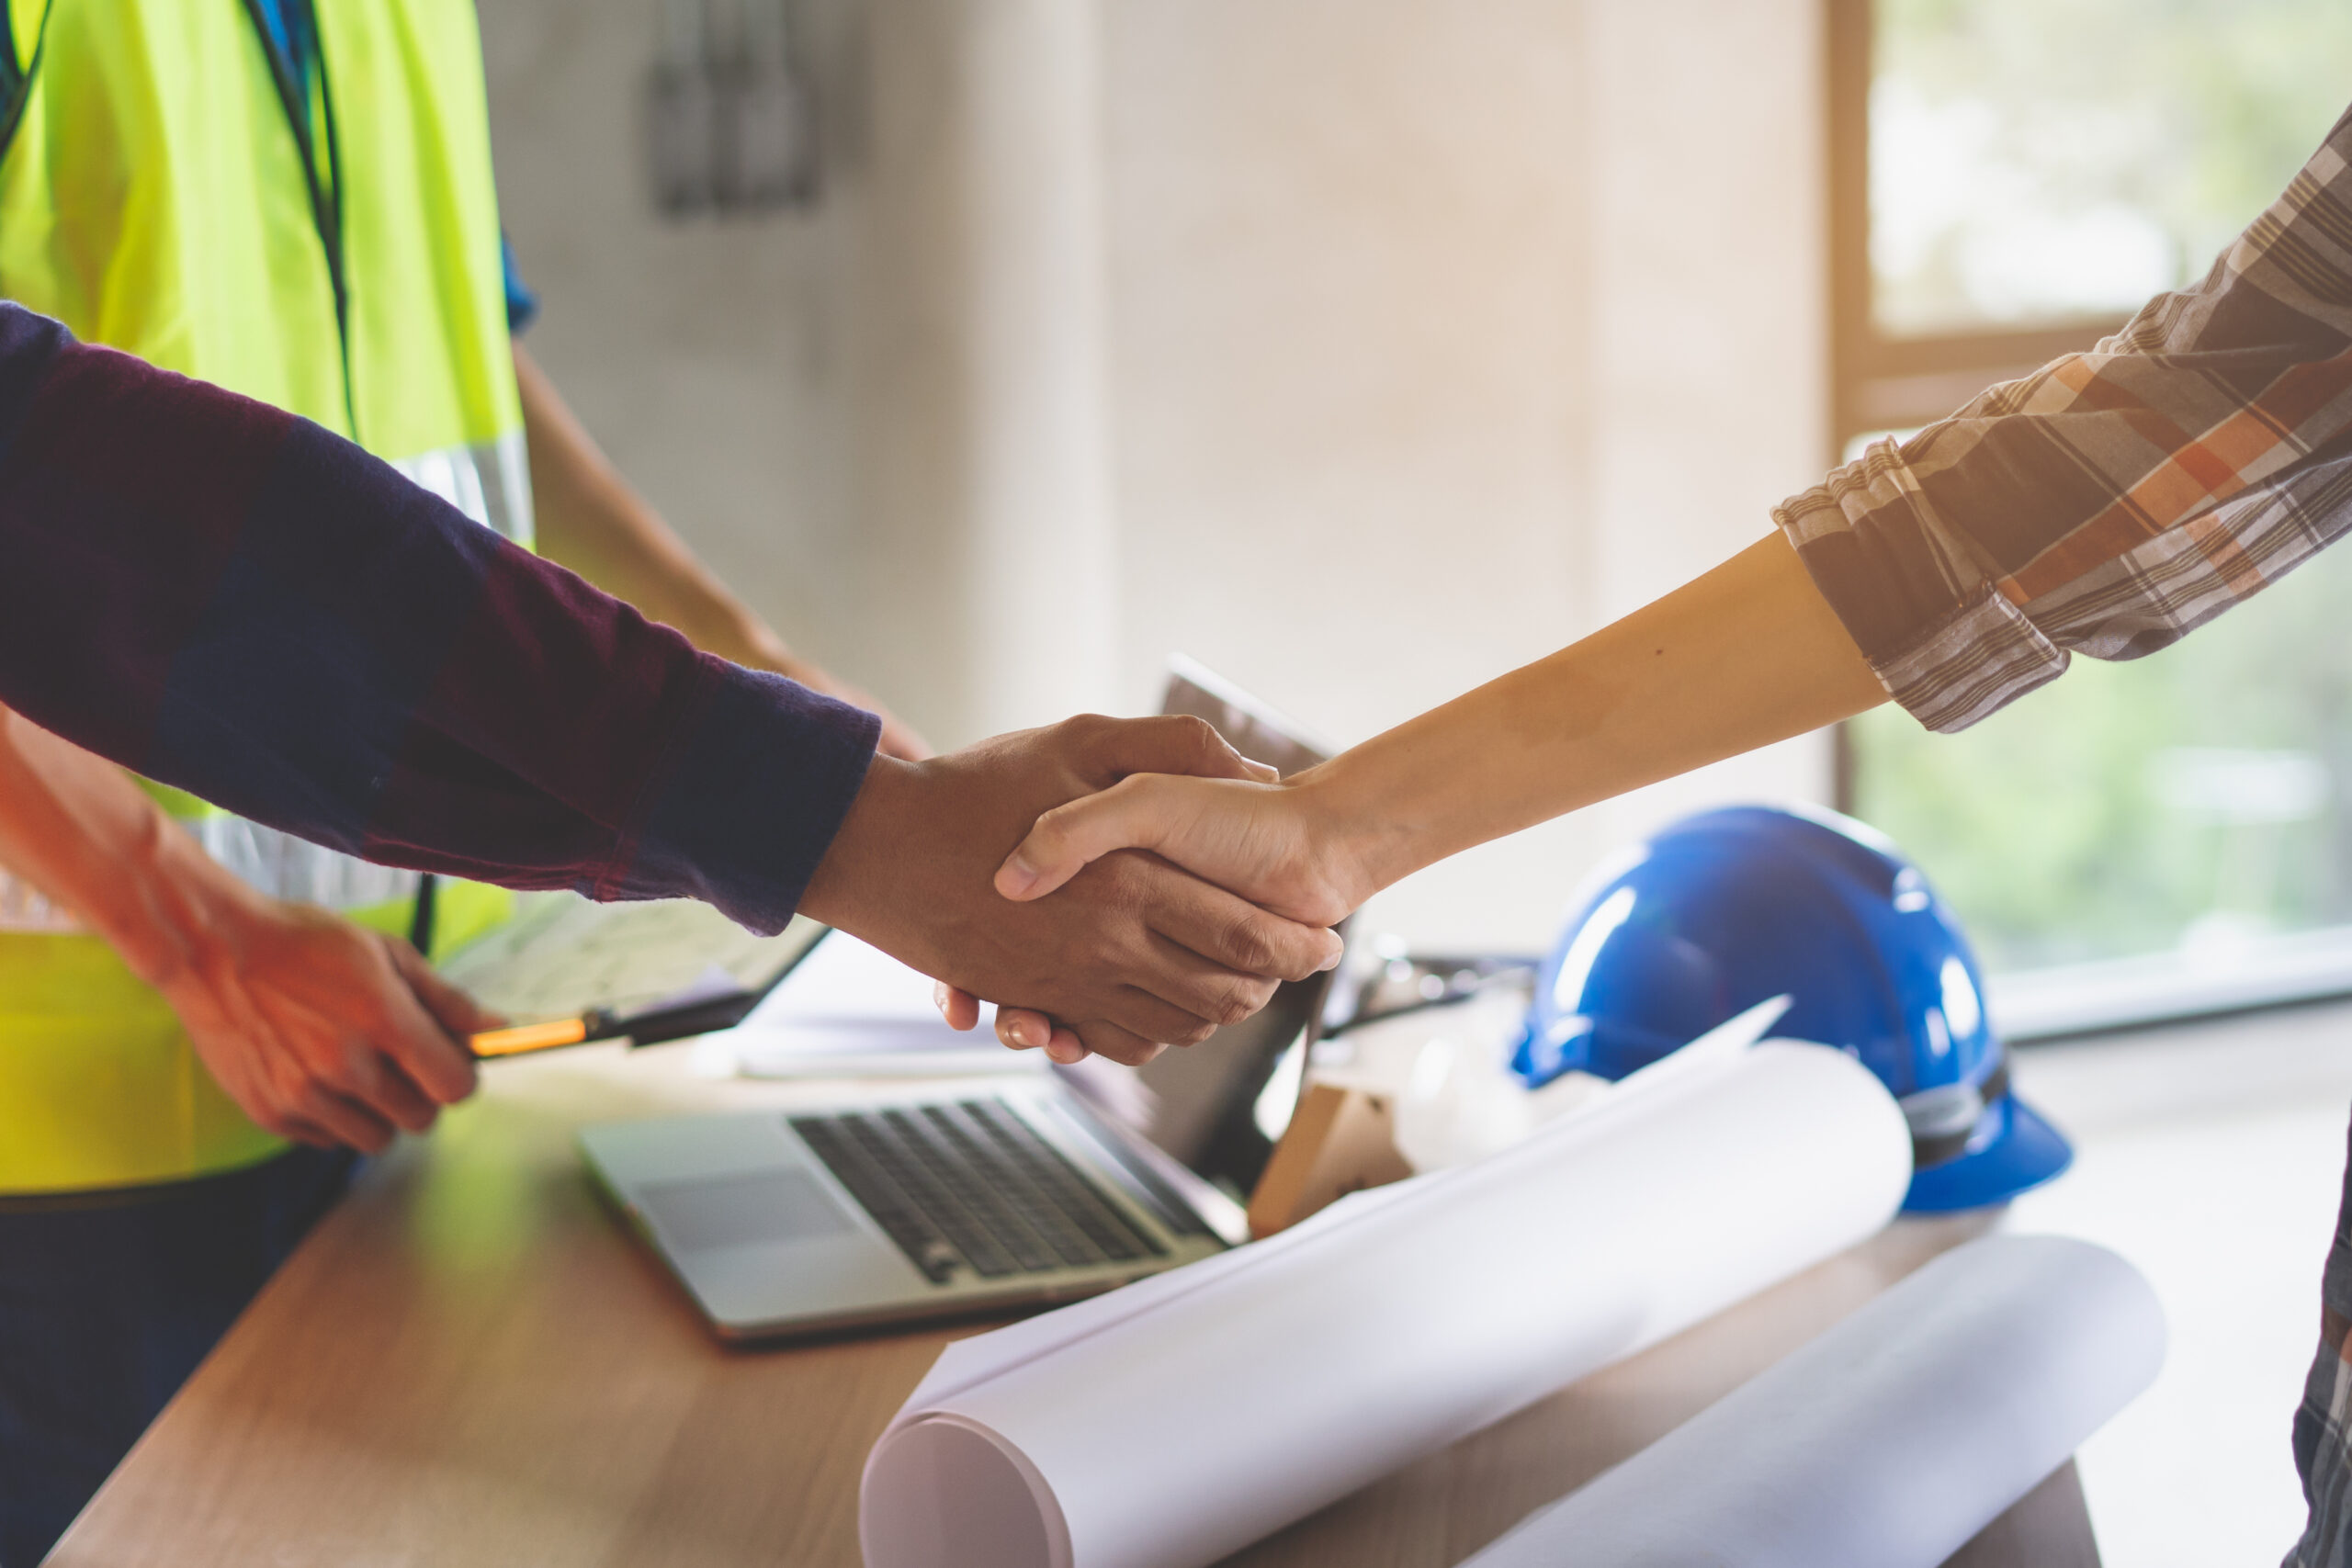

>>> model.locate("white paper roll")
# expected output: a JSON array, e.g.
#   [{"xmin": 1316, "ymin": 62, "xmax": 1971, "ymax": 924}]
[
  {"xmin": 861, "ymin": 1040, "xmax": 1913, "ymax": 1568},
  {"xmin": 1462, "ymin": 1233, "xmax": 2165, "ymax": 1568}
]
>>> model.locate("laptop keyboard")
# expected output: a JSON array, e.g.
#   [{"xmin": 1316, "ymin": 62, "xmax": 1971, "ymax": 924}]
[{"xmin": 789, "ymin": 1101, "xmax": 1171, "ymax": 1284}]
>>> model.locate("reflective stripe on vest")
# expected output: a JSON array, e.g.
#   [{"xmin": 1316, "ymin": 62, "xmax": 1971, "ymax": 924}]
[{"xmin": 0, "ymin": 0, "xmax": 526, "ymax": 1191}]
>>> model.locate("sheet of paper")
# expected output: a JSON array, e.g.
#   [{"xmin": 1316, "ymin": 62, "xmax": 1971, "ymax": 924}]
[
  {"xmin": 726, "ymin": 1024, "xmax": 1033, "ymax": 1079},
  {"xmin": 730, "ymin": 931, "xmax": 1010, "ymax": 1075},
  {"xmin": 436, "ymin": 893, "xmax": 822, "ymax": 1022},
  {"xmin": 744, "ymin": 931, "xmax": 993, "ymax": 1028},
  {"xmin": 859, "ymin": 1041, "xmax": 1913, "ymax": 1568},
  {"xmin": 1464, "ymin": 1233, "xmax": 2165, "ymax": 1568}
]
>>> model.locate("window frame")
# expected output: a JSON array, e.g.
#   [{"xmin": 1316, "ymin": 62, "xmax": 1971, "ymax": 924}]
[
  {"xmin": 1822, "ymin": 0, "xmax": 2131, "ymax": 448},
  {"xmin": 1822, "ymin": 0, "xmax": 2352, "ymax": 1033}
]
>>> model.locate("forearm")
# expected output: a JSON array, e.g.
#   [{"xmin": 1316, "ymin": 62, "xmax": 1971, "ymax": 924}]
[
  {"xmin": 0, "ymin": 305, "xmax": 878, "ymax": 933},
  {"xmin": 1303, "ymin": 532, "xmax": 1887, "ymax": 900},
  {"xmin": 516, "ymin": 345, "xmax": 788, "ymax": 669},
  {"xmin": 0, "ymin": 705, "xmax": 254, "ymax": 990}
]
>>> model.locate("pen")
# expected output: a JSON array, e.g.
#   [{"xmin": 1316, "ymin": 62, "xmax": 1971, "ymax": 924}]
[
  {"xmin": 468, "ymin": 993, "xmax": 761, "ymax": 1059},
  {"xmin": 469, "ymin": 1009, "xmax": 621, "ymax": 1058}
]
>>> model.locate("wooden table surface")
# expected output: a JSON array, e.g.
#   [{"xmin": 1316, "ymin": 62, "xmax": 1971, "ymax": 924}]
[{"xmin": 48, "ymin": 1043, "xmax": 2089, "ymax": 1568}]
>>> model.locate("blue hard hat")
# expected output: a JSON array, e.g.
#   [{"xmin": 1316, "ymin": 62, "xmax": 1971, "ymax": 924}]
[{"xmin": 1512, "ymin": 804, "xmax": 2070, "ymax": 1212}]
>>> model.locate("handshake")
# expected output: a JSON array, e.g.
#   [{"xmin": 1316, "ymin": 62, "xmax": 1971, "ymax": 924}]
[{"xmin": 795, "ymin": 713, "xmax": 1371, "ymax": 1068}]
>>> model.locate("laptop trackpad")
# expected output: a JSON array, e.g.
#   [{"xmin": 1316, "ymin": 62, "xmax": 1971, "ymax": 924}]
[{"xmin": 638, "ymin": 1167, "xmax": 854, "ymax": 1252}]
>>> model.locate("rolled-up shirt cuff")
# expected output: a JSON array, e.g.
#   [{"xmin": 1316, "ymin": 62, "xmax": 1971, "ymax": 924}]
[
  {"xmin": 1864, "ymin": 586, "xmax": 2071, "ymax": 734},
  {"xmin": 1772, "ymin": 442, "xmax": 2069, "ymax": 735}
]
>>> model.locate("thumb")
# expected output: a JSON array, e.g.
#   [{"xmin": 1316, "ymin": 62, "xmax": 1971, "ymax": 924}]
[
  {"xmin": 381, "ymin": 939, "xmax": 490, "ymax": 1101},
  {"xmin": 995, "ymin": 773, "xmax": 1181, "ymax": 901}
]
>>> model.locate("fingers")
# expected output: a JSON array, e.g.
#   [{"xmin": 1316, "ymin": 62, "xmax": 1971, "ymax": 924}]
[
  {"xmin": 1123, "ymin": 924, "xmax": 1285, "ymax": 1031},
  {"xmin": 378, "ymin": 940, "xmax": 484, "ymax": 1105},
  {"xmin": 1144, "ymin": 878, "xmax": 1343, "ymax": 985},
  {"xmin": 997, "ymin": 774, "xmax": 1182, "ymax": 901},
  {"xmin": 386, "ymin": 939, "xmax": 503, "ymax": 1038},
  {"xmin": 1065, "ymin": 1018, "xmax": 1169, "ymax": 1068},
  {"xmin": 1097, "ymin": 980, "xmax": 1230, "ymax": 1050},
  {"xmin": 277, "ymin": 1080, "xmax": 400, "ymax": 1154},
  {"xmin": 1076, "ymin": 713, "xmax": 1268, "ymax": 786},
  {"xmin": 994, "ymin": 1008, "xmax": 1091, "ymax": 1066},
  {"xmin": 994, "ymin": 1006, "xmax": 1057, "ymax": 1051},
  {"xmin": 933, "ymin": 981, "xmax": 982, "ymax": 1032}
]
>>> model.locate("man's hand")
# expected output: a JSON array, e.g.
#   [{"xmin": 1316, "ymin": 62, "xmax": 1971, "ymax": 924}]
[
  {"xmin": 0, "ymin": 702, "xmax": 494, "ymax": 1153},
  {"xmin": 975, "ymin": 771, "xmax": 1370, "ymax": 1058},
  {"xmin": 799, "ymin": 716, "xmax": 1344, "ymax": 1066},
  {"xmin": 994, "ymin": 771, "xmax": 1370, "ymax": 926},
  {"xmin": 155, "ymin": 898, "xmax": 492, "ymax": 1154}
]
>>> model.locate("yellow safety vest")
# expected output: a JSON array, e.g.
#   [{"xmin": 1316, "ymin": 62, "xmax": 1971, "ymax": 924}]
[{"xmin": 0, "ymin": 0, "xmax": 525, "ymax": 1191}]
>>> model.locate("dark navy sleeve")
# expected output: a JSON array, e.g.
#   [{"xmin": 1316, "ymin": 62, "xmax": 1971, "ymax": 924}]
[{"xmin": 0, "ymin": 304, "xmax": 875, "ymax": 934}]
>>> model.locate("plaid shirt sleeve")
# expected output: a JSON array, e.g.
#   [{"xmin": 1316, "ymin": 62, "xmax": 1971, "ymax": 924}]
[
  {"xmin": 1776, "ymin": 103, "xmax": 2352, "ymax": 734},
  {"xmin": 0, "ymin": 304, "xmax": 878, "ymax": 934}
]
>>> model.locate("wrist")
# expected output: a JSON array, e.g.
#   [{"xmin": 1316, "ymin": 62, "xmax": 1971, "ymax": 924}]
[
  {"xmin": 1283, "ymin": 764, "xmax": 1392, "ymax": 914},
  {"xmin": 797, "ymin": 753, "xmax": 920, "ymax": 936},
  {"xmin": 97, "ymin": 819, "xmax": 266, "ymax": 996}
]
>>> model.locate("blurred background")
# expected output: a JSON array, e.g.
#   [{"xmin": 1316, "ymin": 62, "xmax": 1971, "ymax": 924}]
[
  {"xmin": 482, "ymin": 0, "xmax": 2352, "ymax": 1012},
  {"xmin": 475, "ymin": 11, "xmax": 2352, "ymax": 1557},
  {"xmin": 481, "ymin": 0, "xmax": 1829, "ymax": 961}
]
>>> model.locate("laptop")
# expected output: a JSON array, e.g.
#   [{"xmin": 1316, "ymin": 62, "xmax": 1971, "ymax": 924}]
[{"xmin": 578, "ymin": 659, "xmax": 1342, "ymax": 1341}]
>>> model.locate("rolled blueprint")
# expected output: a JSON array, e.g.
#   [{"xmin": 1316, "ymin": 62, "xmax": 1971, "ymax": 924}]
[
  {"xmin": 860, "ymin": 1038, "xmax": 1913, "ymax": 1568},
  {"xmin": 1462, "ymin": 1233, "xmax": 2165, "ymax": 1568}
]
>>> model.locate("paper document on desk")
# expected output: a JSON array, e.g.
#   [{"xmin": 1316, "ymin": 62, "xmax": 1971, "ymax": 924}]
[
  {"xmin": 729, "ymin": 931, "xmax": 1023, "ymax": 1078},
  {"xmin": 1464, "ymin": 1234, "xmax": 2164, "ymax": 1568},
  {"xmin": 859, "ymin": 1028, "xmax": 1915, "ymax": 1568}
]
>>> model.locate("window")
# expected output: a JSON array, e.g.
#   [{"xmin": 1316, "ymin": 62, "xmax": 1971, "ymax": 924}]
[{"xmin": 1830, "ymin": 0, "xmax": 2352, "ymax": 1023}]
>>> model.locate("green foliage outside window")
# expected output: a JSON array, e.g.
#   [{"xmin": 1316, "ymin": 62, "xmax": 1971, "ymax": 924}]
[
  {"xmin": 1856, "ymin": 0, "xmax": 2352, "ymax": 971},
  {"xmin": 1854, "ymin": 543, "xmax": 2352, "ymax": 971},
  {"xmin": 1873, "ymin": 0, "xmax": 2352, "ymax": 336}
]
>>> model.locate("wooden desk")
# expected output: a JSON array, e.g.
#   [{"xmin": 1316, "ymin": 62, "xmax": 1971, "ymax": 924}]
[{"xmin": 49, "ymin": 1045, "xmax": 2093, "ymax": 1568}]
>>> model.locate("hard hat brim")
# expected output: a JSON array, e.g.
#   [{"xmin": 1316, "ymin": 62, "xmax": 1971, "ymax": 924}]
[{"xmin": 1900, "ymin": 1094, "xmax": 2074, "ymax": 1213}]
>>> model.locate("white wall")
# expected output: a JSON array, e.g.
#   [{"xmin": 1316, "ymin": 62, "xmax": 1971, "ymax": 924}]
[{"xmin": 480, "ymin": 0, "xmax": 1837, "ymax": 955}]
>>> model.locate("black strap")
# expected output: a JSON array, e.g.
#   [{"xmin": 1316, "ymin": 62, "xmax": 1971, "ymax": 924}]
[
  {"xmin": 1911, "ymin": 1058, "xmax": 2010, "ymax": 1169},
  {"xmin": 236, "ymin": 0, "xmax": 357, "ymax": 439},
  {"xmin": 409, "ymin": 873, "xmax": 439, "ymax": 957}
]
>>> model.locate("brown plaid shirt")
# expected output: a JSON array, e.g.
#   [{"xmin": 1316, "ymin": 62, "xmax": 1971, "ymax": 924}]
[
  {"xmin": 1777, "ymin": 106, "xmax": 2352, "ymax": 737},
  {"xmin": 1776, "ymin": 104, "xmax": 2352, "ymax": 1567}
]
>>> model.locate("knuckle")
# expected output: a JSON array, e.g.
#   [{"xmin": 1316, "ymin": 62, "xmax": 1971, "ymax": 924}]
[
  {"xmin": 1170, "ymin": 715, "xmax": 1227, "ymax": 771},
  {"xmin": 1208, "ymin": 980, "xmax": 1261, "ymax": 1028},
  {"xmin": 1222, "ymin": 917, "xmax": 1277, "ymax": 975},
  {"xmin": 1270, "ymin": 933, "xmax": 1329, "ymax": 983},
  {"xmin": 1072, "ymin": 930, "xmax": 1121, "ymax": 974}
]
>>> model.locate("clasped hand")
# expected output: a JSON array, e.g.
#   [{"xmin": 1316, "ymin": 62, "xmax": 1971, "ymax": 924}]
[
  {"xmin": 174, "ymin": 717, "xmax": 1351, "ymax": 1150},
  {"xmin": 920, "ymin": 752, "xmax": 1376, "ymax": 1065},
  {"xmin": 799, "ymin": 715, "xmax": 1347, "ymax": 1066}
]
